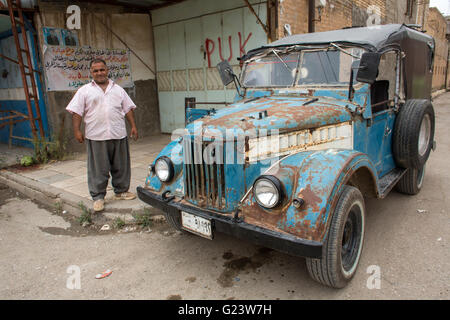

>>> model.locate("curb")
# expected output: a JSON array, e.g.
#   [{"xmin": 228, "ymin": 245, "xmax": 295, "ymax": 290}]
[
  {"xmin": 432, "ymin": 89, "xmax": 447, "ymax": 99},
  {"xmin": 0, "ymin": 169, "xmax": 163, "ymax": 225}
]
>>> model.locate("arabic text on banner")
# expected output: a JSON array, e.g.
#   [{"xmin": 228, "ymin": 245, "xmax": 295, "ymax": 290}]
[{"xmin": 44, "ymin": 46, "xmax": 133, "ymax": 91}]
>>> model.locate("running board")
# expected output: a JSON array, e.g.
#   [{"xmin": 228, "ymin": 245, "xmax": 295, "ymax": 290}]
[{"xmin": 378, "ymin": 168, "xmax": 407, "ymax": 198}]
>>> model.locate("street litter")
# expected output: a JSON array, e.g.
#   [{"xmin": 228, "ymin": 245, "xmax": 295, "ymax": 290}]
[
  {"xmin": 417, "ymin": 209, "xmax": 428, "ymax": 214},
  {"xmin": 100, "ymin": 224, "xmax": 111, "ymax": 231},
  {"xmin": 121, "ymin": 226, "xmax": 136, "ymax": 233},
  {"xmin": 95, "ymin": 269, "xmax": 112, "ymax": 279}
]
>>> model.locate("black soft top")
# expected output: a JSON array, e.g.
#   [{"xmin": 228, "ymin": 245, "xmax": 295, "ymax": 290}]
[
  {"xmin": 243, "ymin": 24, "xmax": 434, "ymax": 59},
  {"xmin": 242, "ymin": 24, "xmax": 435, "ymax": 99}
]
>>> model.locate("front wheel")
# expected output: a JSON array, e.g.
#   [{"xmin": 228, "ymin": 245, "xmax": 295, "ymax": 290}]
[{"xmin": 306, "ymin": 185, "xmax": 365, "ymax": 288}]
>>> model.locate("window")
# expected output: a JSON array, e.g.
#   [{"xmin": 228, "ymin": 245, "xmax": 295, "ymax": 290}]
[{"xmin": 242, "ymin": 47, "xmax": 364, "ymax": 88}]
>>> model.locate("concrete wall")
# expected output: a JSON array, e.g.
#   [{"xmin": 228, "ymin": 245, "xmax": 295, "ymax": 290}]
[{"xmin": 34, "ymin": 1, "xmax": 159, "ymax": 152}]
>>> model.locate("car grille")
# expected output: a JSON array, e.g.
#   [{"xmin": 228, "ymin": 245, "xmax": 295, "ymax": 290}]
[{"xmin": 182, "ymin": 137, "xmax": 226, "ymax": 210}]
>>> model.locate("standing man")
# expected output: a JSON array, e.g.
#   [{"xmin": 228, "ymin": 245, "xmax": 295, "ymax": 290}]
[{"xmin": 66, "ymin": 58, "xmax": 138, "ymax": 212}]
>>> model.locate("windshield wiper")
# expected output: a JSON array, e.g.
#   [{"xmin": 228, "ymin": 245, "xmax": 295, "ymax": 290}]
[
  {"xmin": 330, "ymin": 43, "xmax": 360, "ymax": 59},
  {"xmin": 272, "ymin": 49, "xmax": 292, "ymax": 72}
]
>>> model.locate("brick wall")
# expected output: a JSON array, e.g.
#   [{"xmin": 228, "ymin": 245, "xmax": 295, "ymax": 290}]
[
  {"xmin": 275, "ymin": 0, "xmax": 449, "ymax": 91},
  {"xmin": 447, "ymin": 17, "xmax": 450, "ymax": 90},
  {"xmin": 277, "ymin": 0, "xmax": 309, "ymax": 38},
  {"xmin": 425, "ymin": 7, "xmax": 449, "ymax": 90},
  {"xmin": 276, "ymin": 1, "xmax": 440, "ymax": 38},
  {"xmin": 277, "ymin": 0, "xmax": 389, "ymax": 39}
]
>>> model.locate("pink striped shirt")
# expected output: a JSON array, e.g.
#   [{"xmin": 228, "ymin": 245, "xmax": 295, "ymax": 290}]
[{"xmin": 66, "ymin": 80, "xmax": 136, "ymax": 141}]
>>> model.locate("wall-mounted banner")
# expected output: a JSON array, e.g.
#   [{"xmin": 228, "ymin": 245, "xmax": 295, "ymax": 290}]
[{"xmin": 43, "ymin": 46, "xmax": 133, "ymax": 91}]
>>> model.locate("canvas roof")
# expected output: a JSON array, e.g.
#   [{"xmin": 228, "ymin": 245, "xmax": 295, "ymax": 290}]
[{"xmin": 244, "ymin": 24, "xmax": 434, "ymax": 59}]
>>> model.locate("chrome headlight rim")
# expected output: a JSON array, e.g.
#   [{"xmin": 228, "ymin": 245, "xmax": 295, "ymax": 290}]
[
  {"xmin": 253, "ymin": 175, "xmax": 283, "ymax": 209},
  {"xmin": 155, "ymin": 156, "xmax": 174, "ymax": 182}
]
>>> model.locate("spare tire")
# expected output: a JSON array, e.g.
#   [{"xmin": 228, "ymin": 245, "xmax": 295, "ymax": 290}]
[{"xmin": 393, "ymin": 99, "xmax": 435, "ymax": 169}]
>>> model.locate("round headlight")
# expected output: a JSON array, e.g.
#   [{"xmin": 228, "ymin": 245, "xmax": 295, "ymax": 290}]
[
  {"xmin": 253, "ymin": 175, "xmax": 283, "ymax": 209},
  {"xmin": 155, "ymin": 157, "xmax": 174, "ymax": 182}
]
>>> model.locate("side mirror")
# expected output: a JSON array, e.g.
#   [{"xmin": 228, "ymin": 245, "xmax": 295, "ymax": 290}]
[
  {"xmin": 217, "ymin": 60, "xmax": 235, "ymax": 86},
  {"xmin": 356, "ymin": 52, "xmax": 381, "ymax": 84}
]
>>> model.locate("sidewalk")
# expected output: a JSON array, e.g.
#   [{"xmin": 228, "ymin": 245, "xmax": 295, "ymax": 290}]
[
  {"xmin": 0, "ymin": 134, "xmax": 171, "ymax": 221},
  {"xmin": 0, "ymin": 90, "xmax": 447, "ymax": 222}
]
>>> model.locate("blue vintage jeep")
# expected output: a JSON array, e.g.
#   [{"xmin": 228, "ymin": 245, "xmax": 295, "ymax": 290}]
[{"xmin": 137, "ymin": 24, "xmax": 435, "ymax": 288}]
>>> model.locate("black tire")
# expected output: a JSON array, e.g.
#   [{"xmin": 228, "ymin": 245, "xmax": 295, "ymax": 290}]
[
  {"xmin": 395, "ymin": 165, "xmax": 426, "ymax": 195},
  {"xmin": 393, "ymin": 99, "xmax": 435, "ymax": 169},
  {"xmin": 162, "ymin": 211, "xmax": 193, "ymax": 236},
  {"xmin": 306, "ymin": 185, "xmax": 365, "ymax": 288},
  {"xmin": 163, "ymin": 210, "xmax": 183, "ymax": 231}
]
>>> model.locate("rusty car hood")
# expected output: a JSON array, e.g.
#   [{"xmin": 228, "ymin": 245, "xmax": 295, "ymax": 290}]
[{"xmin": 188, "ymin": 96, "xmax": 359, "ymax": 136}]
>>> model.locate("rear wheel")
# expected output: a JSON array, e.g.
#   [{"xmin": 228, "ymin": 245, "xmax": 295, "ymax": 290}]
[
  {"xmin": 395, "ymin": 165, "xmax": 426, "ymax": 195},
  {"xmin": 393, "ymin": 99, "xmax": 435, "ymax": 169},
  {"xmin": 306, "ymin": 185, "xmax": 365, "ymax": 288}
]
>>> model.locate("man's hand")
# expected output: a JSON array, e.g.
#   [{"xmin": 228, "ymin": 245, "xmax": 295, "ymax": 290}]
[
  {"xmin": 74, "ymin": 129, "xmax": 84, "ymax": 143},
  {"xmin": 72, "ymin": 113, "xmax": 84, "ymax": 143},
  {"xmin": 130, "ymin": 126, "xmax": 138, "ymax": 141},
  {"xmin": 125, "ymin": 109, "xmax": 138, "ymax": 141}
]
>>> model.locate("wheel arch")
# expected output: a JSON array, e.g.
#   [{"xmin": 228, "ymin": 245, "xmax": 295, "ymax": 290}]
[
  {"xmin": 346, "ymin": 166, "xmax": 378, "ymax": 199},
  {"xmin": 240, "ymin": 149, "xmax": 379, "ymax": 243}
]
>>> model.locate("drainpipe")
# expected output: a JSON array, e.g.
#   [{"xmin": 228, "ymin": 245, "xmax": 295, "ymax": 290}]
[
  {"xmin": 421, "ymin": 0, "xmax": 429, "ymax": 31},
  {"xmin": 445, "ymin": 44, "xmax": 449, "ymax": 90},
  {"xmin": 308, "ymin": 0, "xmax": 315, "ymax": 33}
]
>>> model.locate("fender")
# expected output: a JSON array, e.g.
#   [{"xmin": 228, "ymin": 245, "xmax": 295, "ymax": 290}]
[{"xmin": 240, "ymin": 149, "xmax": 379, "ymax": 243}]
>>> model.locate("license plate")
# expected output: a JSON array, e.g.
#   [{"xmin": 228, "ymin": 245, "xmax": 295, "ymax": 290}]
[{"xmin": 181, "ymin": 211, "xmax": 213, "ymax": 239}]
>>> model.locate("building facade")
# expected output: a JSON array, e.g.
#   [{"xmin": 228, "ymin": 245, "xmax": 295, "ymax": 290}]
[
  {"xmin": 1, "ymin": 0, "xmax": 448, "ymax": 149},
  {"xmin": 425, "ymin": 7, "xmax": 448, "ymax": 91}
]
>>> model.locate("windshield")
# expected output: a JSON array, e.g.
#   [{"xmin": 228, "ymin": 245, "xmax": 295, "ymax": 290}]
[{"xmin": 242, "ymin": 47, "xmax": 364, "ymax": 88}]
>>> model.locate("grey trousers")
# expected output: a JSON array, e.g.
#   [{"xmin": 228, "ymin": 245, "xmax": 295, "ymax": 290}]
[{"xmin": 86, "ymin": 138, "xmax": 131, "ymax": 200}]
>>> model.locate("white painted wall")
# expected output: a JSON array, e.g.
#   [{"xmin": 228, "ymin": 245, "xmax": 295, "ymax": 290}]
[{"xmin": 151, "ymin": 0, "xmax": 268, "ymax": 133}]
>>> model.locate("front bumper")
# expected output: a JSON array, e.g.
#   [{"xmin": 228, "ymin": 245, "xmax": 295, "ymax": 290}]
[{"xmin": 137, "ymin": 186, "xmax": 322, "ymax": 259}]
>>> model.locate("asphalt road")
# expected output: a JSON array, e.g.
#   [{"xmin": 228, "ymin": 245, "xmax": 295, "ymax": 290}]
[{"xmin": 0, "ymin": 93, "xmax": 449, "ymax": 300}]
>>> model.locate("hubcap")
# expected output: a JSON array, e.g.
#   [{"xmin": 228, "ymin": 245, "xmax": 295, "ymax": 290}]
[
  {"xmin": 341, "ymin": 205, "xmax": 362, "ymax": 275},
  {"xmin": 418, "ymin": 114, "xmax": 431, "ymax": 157},
  {"xmin": 417, "ymin": 166, "xmax": 426, "ymax": 189}
]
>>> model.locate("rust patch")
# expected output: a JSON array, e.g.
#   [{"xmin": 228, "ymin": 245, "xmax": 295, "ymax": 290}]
[
  {"xmin": 199, "ymin": 97, "xmax": 352, "ymax": 133},
  {"xmin": 241, "ymin": 165, "xmax": 298, "ymax": 229},
  {"xmin": 298, "ymin": 184, "xmax": 322, "ymax": 213}
]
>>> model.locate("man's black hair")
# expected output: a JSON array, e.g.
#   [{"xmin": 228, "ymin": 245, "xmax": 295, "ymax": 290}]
[{"xmin": 89, "ymin": 58, "xmax": 107, "ymax": 68}]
